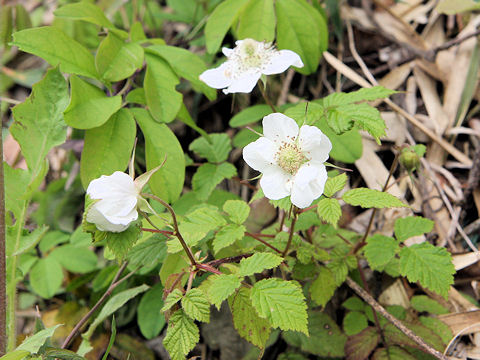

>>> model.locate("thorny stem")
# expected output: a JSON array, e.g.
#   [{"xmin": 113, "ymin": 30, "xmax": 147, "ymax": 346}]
[
  {"xmin": 282, "ymin": 207, "xmax": 298, "ymax": 257},
  {"xmin": 245, "ymin": 232, "xmax": 283, "ymax": 254},
  {"xmin": 257, "ymin": 81, "xmax": 277, "ymax": 112},
  {"xmin": 141, "ymin": 228, "xmax": 174, "ymax": 236},
  {"xmin": 346, "ymin": 277, "xmax": 448, "ymax": 360},
  {"xmin": 353, "ymin": 151, "xmax": 399, "ymax": 254},
  {"xmin": 62, "ymin": 262, "xmax": 131, "ymax": 349},
  {"xmin": 141, "ymin": 193, "xmax": 197, "ymax": 266},
  {"xmin": 207, "ymin": 254, "xmax": 252, "ymax": 268}
]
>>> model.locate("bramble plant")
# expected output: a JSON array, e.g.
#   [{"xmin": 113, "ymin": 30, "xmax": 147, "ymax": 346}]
[{"xmin": 1, "ymin": 1, "xmax": 459, "ymax": 360}]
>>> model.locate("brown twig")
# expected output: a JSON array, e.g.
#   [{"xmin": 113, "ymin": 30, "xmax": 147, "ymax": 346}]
[
  {"xmin": 141, "ymin": 228, "xmax": 174, "ymax": 236},
  {"xmin": 207, "ymin": 254, "xmax": 253, "ymax": 268},
  {"xmin": 245, "ymin": 232, "xmax": 283, "ymax": 254},
  {"xmin": 61, "ymin": 262, "xmax": 130, "ymax": 349},
  {"xmin": 346, "ymin": 277, "xmax": 448, "ymax": 360}
]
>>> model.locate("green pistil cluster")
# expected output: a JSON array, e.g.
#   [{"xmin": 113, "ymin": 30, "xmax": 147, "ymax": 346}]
[
  {"xmin": 276, "ymin": 142, "xmax": 308, "ymax": 175},
  {"xmin": 236, "ymin": 39, "xmax": 273, "ymax": 70}
]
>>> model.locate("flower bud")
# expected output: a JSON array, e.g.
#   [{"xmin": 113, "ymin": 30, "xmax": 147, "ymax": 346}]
[{"xmin": 400, "ymin": 148, "xmax": 421, "ymax": 172}]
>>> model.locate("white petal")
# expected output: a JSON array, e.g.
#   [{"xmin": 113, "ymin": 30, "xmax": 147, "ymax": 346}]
[
  {"xmin": 260, "ymin": 166, "xmax": 292, "ymax": 200},
  {"xmin": 87, "ymin": 171, "xmax": 136, "ymax": 200},
  {"xmin": 222, "ymin": 47, "xmax": 233, "ymax": 57},
  {"xmin": 95, "ymin": 196, "xmax": 138, "ymax": 218},
  {"xmin": 103, "ymin": 207, "xmax": 139, "ymax": 227},
  {"xmin": 290, "ymin": 162, "xmax": 327, "ymax": 208},
  {"xmin": 223, "ymin": 71, "xmax": 260, "ymax": 94},
  {"xmin": 262, "ymin": 113, "xmax": 299, "ymax": 144},
  {"xmin": 243, "ymin": 137, "xmax": 277, "ymax": 172},
  {"xmin": 199, "ymin": 63, "xmax": 232, "ymax": 89},
  {"xmin": 298, "ymin": 125, "xmax": 332, "ymax": 163},
  {"xmin": 86, "ymin": 205, "xmax": 132, "ymax": 232},
  {"xmin": 263, "ymin": 50, "xmax": 304, "ymax": 75}
]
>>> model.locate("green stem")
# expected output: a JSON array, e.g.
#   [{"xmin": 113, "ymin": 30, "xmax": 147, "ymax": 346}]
[
  {"xmin": 282, "ymin": 207, "xmax": 298, "ymax": 257},
  {"xmin": 258, "ymin": 81, "xmax": 277, "ymax": 113},
  {"xmin": 0, "ymin": 139, "xmax": 6, "ymax": 356}
]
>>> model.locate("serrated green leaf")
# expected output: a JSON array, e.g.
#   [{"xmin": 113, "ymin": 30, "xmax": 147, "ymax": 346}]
[
  {"xmin": 399, "ymin": 242, "xmax": 455, "ymax": 298},
  {"xmin": 343, "ymin": 188, "xmax": 407, "ymax": 208},
  {"xmin": 238, "ymin": 252, "xmax": 283, "ymax": 277},
  {"xmin": 229, "ymin": 104, "xmax": 271, "ymax": 127},
  {"xmin": 205, "ymin": 0, "xmax": 249, "ymax": 53},
  {"xmin": 327, "ymin": 248, "xmax": 356, "ymax": 286},
  {"xmin": 95, "ymin": 32, "xmax": 143, "ymax": 82},
  {"xmin": 163, "ymin": 310, "xmax": 199, "ymax": 360},
  {"xmin": 12, "ymin": 26, "xmax": 98, "ymax": 78},
  {"xmin": 127, "ymin": 234, "xmax": 167, "ymax": 269},
  {"xmin": 372, "ymin": 346, "xmax": 416, "ymax": 360},
  {"xmin": 419, "ymin": 316, "xmax": 452, "ymax": 345},
  {"xmin": 189, "ymin": 133, "xmax": 232, "ymax": 163},
  {"xmin": 80, "ymin": 108, "xmax": 136, "ymax": 187},
  {"xmin": 411, "ymin": 295, "xmax": 449, "ymax": 315},
  {"xmin": 283, "ymin": 311, "xmax": 346, "ymax": 357},
  {"xmin": 364, "ymin": 234, "xmax": 399, "ymax": 270},
  {"xmin": 132, "ymin": 108, "xmax": 185, "ymax": 203},
  {"xmin": 236, "ymin": 0, "xmax": 275, "ymax": 42},
  {"xmin": 105, "ymin": 223, "xmax": 142, "ymax": 260},
  {"xmin": 182, "ymin": 288, "xmax": 210, "ymax": 322},
  {"xmin": 322, "ymin": 86, "xmax": 397, "ymax": 106},
  {"xmin": 147, "ymin": 45, "xmax": 216, "ymax": 100},
  {"xmin": 85, "ymin": 284, "xmax": 149, "ymax": 338},
  {"xmin": 10, "ymin": 67, "xmax": 68, "ymax": 180},
  {"xmin": 162, "ymin": 289, "xmax": 183, "ymax": 312},
  {"xmin": 29, "ymin": 256, "xmax": 63, "ymax": 299},
  {"xmin": 310, "ymin": 266, "xmax": 337, "ymax": 307},
  {"xmin": 17, "ymin": 324, "xmax": 63, "ymax": 353},
  {"xmin": 213, "ymin": 224, "xmax": 245, "ymax": 254},
  {"xmin": 324, "ymin": 173, "xmax": 347, "ymax": 197},
  {"xmin": 343, "ymin": 311, "xmax": 368, "ymax": 335},
  {"xmin": 192, "ymin": 163, "xmax": 237, "ymax": 200},
  {"xmin": 394, "ymin": 216, "xmax": 434, "ymax": 242},
  {"xmin": 344, "ymin": 327, "xmax": 381, "ymax": 360},
  {"xmin": 64, "ymin": 75, "xmax": 121, "ymax": 129},
  {"xmin": 317, "ymin": 198, "xmax": 341, "ymax": 227},
  {"xmin": 207, "ymin": 274, "xmax": 242, "ymax": 309},
  {"xmin": 223, "ymin": 200, "xmax": 250, "ymax": 224},
  {"xmin": 137, "ymin": 283, "xmax": 166, "ymax": 339},
  {"xmin": 251, "ymin": 278, "xmax": 308, "ymax": 334},
  {"xmin": 229, "ymin": 287, "xmax": 271, "ymax": 348},
  {"xmin": 144, "ymin": 53, "xmax": 182, "ymax": 124}
]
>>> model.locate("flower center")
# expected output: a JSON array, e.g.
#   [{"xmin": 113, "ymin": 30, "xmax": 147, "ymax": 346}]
[
  {"xmin": 276, "ymin": 142, "xmax": 307, "ymax": 175},
  {"xmin": 234, "ymin": 39, "xmax": 273, "ymax": 71}
]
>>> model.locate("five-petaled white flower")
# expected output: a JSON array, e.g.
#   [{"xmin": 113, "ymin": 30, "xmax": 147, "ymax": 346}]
[
  {"xmin": 243, "ymin": 113, "xmax": 332, "ymax": 209},
  {"xmin": 199, "ymin": 38, "xmax": 304, "ymax": 94}
]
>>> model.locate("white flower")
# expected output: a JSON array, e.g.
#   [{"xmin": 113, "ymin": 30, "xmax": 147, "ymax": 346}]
[
  {"xmin": 199, "ymin": 39, "xmax": 304, "ymax": 94},
  {"xmin": 86, "ymin": 171, "xmax": 140, "ymax": 232},
  {"xmin": 243, "ymin": 113, "xmax": 332, "ymax": 208}
]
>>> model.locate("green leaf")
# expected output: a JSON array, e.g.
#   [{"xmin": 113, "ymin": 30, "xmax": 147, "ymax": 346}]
[
  {"xmin": 182, "ymin": 288, "xmax": 210, "ymax": 322},
  {"xmin": 238, "ymin": 252, "xmax": 283, "ymax": 277},
  {"xmin": 105, "ymin": 223, "xmax": 142, "ymax": 260},
  {"xmin": 0, "ymin": 350, "xmax": 30, "ymax": 360},
  {"xmin": 45, "ymin": 348, "xmax": 86, "ymax": 360},
  {"xmin": 343, "ymin": 311, "xmax": 368, "ymax": 335},
  {"xmin": 144, "ymin": 53, "xmax": 182, "ymax": 123},
  {"xmin": 127, "ymin": 234, "xmax": 167, "ymax": 269},
  {"xmin": 95, "ymin": 32, "xmax": 144, "ymax": 82},
  {"xmin": 229, "ymin": 287, "xmax": 271, "ymax": 348},
  {"xmin": 163, "ymin": 310, "xmax": 199, "ymax": 360},
  {"xmin": 54, "ymin": 2, "xmax": 115, "ymax": 29},
  {"xmin": 410, "ymin": 295, "xmax": 449, "ymax": 315},
  {"xmin": 12, "ymin": 26, "xmax": 98, "ymax": 78},
  {"xmin": 283, "ymin": 311, "xmax": 346, "ymax": 357},
  {"xmin": 12, "ymin": 225, "xmax": 49, "ymax": 256},
  {"xmin": 324, "ymin": 173, "xmax": 347, "ymax": 197},
  {"xmin": 64, "ymin": 75, "xmax": 122, "ymax": 129},
  {"xmin": 372, "ymin": 346, "xmax": 416, "ymax": 360},
  {"xmin": 322, "ymin": 86, "xmax": 397, "ymax": 106},
  {"xmin": 399, "ymin": 242, "xmax": 455, "ymax": 298},
  {"xmin": 50, "ymin": 244, "xmax": 97, "ymax": 273},
  {"xmin": 309, "ymin": 266, "xmax": 336, "ymax": 307},
  {"xmin": 207, "ymin": 274, "xmax": 242, "ymax": 309},
  {"xmin": 0, "ymin": 6, "xmax": 13, "ymax": 49},
  {"xmin": 251, "ymin": 278, "xmax": 308, "ymax": 334},
  {"xmin": 125, "ymin": 88, "xmax": 146, "ymax": 105},
  {"xmin": 394, "ymin": 216, "xmax": 435, "ymax": 242},
  {"xmin": 343, "ymin": 188, "xmax": 407, "ymax": 208},
  {"xmin": 162, "ymin": 288, "xmax": 183, "ymax": 311},
  {"xmin": 419, "ymin": 316, "xmax": 452, "ymax": 345},
  {"xmin": 344, "ymin": 327, "xmax": 381, "ymax": 360},
  {"xmin": 132, "ymin": 108, "xmax": 185, "ymax": 203},
  {"xmin": 4, "ymin": 165, "xmax": 29, "ymax": 220},
  {"xmin": 223, "ymin": 200, "xmax": 250, "ymax": 225},
  {"xmin": 364, "ymin": 234, "xmax": 399, "ymax": 271},
  {"xmin": 205, "ymin": 0, "xmax": 249, "ymax": 53},
  {"xmin": 192, "ymin": 163, "xmax": 237, "ymax": 200},
  {"xmin": 17, "ymin": 324, "xmax": 63, "ymax": 353},
  {"xmin": 147, "ymin": 45, "xmax": 216, "ymax": 100},
  {"xmin": 176, "ymin": 103, "xmax": 210, "ymax": 139},
  {"xmin": 275, "ymin": 0, "xmax": 325, "ymax": 75},
  {"xmin": 189, "ymin": 133, "xmax": 232, "ymax": 163},
  {"xmin": 342, "ymin": 297, "xmax": 366, "ymax": 312},
  {"xmin": 85, "ymin": 284, "xmax": 149, "ymax": 338},
  {"xmin": 29, "ymin": 256, "xmax": 63, "ymax": 299},
  {"xmin": 317, "ymin": 198, "xmax": 341, "ymax": 227},
  {"xmin": 137, "ymin": 283, "xmax": 166, "ymax": 339},
  {"xmin": 229, "ymin": 104, "xmax": 271, "ymax": 127},
  {"xmin": 236, "ymin": 0, "xmax": 275, "ymax": 42},
  {"xmin": 10, "ymin": 67, "xmax": 68, "ymax": 179},
  {"xmin": 80, "ymin": 108, "xmax": 136, "ymax": 187},
  {"xmin": 159, "ymin": 253, "xmax": 189, "ymax": 286},
  {"xmin": 213, "ymin": 224, "xmax": 245, "ymax": 254}
]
